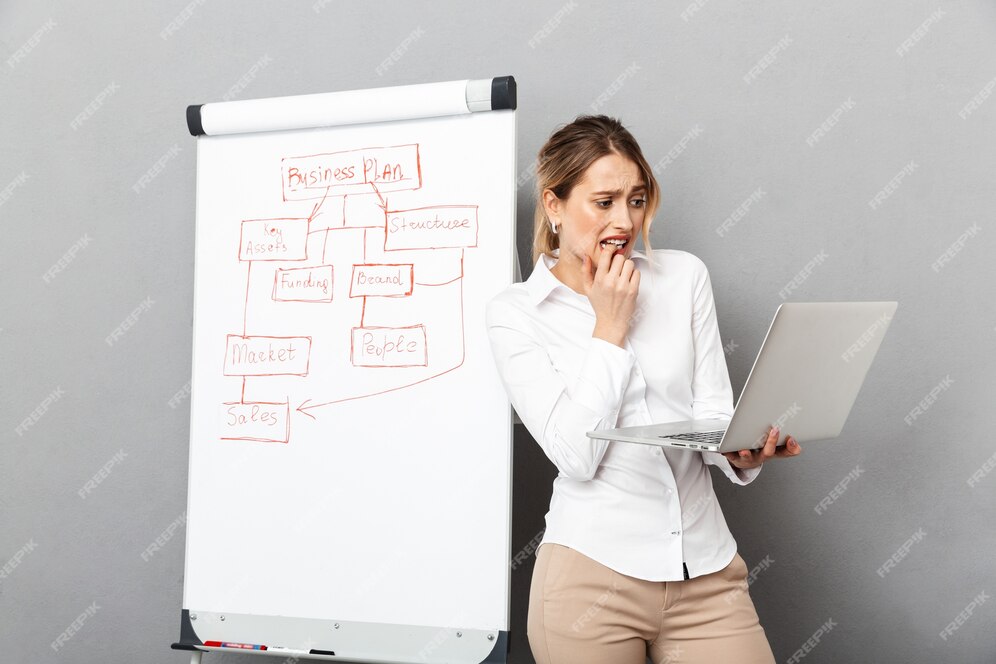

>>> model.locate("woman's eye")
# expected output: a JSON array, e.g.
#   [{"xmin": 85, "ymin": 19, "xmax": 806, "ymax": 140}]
[
  {"xmin": 630, "ymin": 198, "xmax": 646, "ymax": 207},
  {"xmin": 595, "ymin": 200, "xmax": 612, "ymax": 208}
]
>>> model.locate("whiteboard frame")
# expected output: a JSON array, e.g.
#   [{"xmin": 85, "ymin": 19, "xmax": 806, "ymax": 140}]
[{"xmin": 174, "ymin": 78, "xmax": 517, "ymax": 664}]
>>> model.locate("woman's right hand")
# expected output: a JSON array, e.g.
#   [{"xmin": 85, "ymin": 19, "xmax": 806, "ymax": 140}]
[{"xmin": 581, "ymin": 245, "xmax": 641, "ymax": 348}]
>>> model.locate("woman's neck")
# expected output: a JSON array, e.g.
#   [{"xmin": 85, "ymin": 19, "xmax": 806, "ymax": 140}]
[{"xmin": 549, "ymin": 254, "xmax": 586, "ymax": 296}]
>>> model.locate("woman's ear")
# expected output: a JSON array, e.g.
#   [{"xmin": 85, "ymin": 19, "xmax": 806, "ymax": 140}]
[{"xmin": 542, "ymin": 188, "xmax": 561, "ymax": 223}]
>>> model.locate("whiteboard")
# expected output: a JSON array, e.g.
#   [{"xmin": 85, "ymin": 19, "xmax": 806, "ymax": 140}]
[{"xmin": 179, "ymin": 89, "xmax": 515, "ymax": 661}]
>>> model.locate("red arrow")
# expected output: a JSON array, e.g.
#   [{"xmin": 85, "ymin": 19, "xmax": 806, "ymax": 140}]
[
  {"xmin": 369, "ymin": 182, "xmax": 389, "ymax": 212},
  {"xmin": 294, "ymin": 361, "xmax": 466, "ymax": 420},
  {"xmin": 308, "ymin": 184, "xmax": 333, "ymax": 223},
  {"xmin": 296, "ymin": 399, "xmax": 317, "ymax": 420}
]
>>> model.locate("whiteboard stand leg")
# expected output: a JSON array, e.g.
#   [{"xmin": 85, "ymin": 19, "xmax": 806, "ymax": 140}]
[{"xmin": 190, "ymin": 652, "xmax": 202, "ymax": 664}]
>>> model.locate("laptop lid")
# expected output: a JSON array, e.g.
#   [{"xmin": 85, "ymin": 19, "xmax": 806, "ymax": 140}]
[{"xmin": 719, "ymin": 301, "xmax": 897, "ymax": 452}]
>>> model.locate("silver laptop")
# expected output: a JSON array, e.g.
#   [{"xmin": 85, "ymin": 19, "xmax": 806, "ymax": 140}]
[{"xmin": 586, "ymin": 301, "xmax": 898, "ymax": 453}]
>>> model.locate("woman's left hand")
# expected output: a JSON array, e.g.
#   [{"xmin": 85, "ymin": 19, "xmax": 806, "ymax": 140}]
[{"xmin": 723, "ymin": 426, "xmax": 801, "ymax": 469}]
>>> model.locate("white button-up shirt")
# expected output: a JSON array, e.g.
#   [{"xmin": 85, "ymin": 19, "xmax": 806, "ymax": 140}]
[{"xmin": 485, "ymin": 247, "xmax": 762, "ymax": 581}]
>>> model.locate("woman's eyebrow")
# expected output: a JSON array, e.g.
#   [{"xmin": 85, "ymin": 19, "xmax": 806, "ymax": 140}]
[{"xmin": 591, "ymin": 184, "xmax": 647, "ymax": 196}]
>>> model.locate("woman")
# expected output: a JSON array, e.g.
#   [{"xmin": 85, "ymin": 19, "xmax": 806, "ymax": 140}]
[{"xmin": 485, "ymin": 115, "xmax": 802, "ymax": 664}]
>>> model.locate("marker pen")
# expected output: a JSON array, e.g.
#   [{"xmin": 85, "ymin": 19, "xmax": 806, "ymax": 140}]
[{"xmin": 204, "ymin": 641, "xmax": 267, "ymax": 650}]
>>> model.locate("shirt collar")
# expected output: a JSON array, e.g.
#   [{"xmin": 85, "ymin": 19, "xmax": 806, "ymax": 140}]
[{"xmin": 524, "ymin": 247, "xmax": 648, "ymax": 306}]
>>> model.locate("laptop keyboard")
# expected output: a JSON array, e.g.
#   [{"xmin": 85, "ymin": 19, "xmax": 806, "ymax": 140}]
[{"xmin": 661, "ymin": 430, "xmax": 725, "ymax": 445}]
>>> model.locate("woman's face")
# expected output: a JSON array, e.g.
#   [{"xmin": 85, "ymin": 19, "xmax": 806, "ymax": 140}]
[{"xmin": 544, "ymin": 152, "xmax": 647, "ymax": 271}]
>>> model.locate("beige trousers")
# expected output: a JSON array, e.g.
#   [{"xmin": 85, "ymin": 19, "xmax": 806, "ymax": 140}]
[{"xmin": 527, "ymin": 543, "xmax": 776, "ymax": 664}]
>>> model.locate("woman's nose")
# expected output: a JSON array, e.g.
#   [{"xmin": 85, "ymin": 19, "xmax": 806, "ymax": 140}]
[{"xmin": 610, "ymin": 210, "xmax": 634, "ymax": 231}]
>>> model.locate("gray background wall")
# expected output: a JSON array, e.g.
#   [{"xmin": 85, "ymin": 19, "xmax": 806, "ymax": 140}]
[{"xmin": 2, "ymin": 1, "xmax": 994, "ymax": 663}]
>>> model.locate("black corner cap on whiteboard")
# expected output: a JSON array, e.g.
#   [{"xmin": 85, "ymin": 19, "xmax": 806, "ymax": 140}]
[
  {"xmin": 170, "ymin": 609, "xmax": 205, "ymax": 651},
  {"xmin": 481, "ymin": 630, "xmax": 509, "ymax": 662},
  {"xmin": 491, "ymin": 76, "xmax": 516, "ymax": 111},
  {"xmin": 186, "ymin": 104, "xmax": 205, "ymax": 136}
]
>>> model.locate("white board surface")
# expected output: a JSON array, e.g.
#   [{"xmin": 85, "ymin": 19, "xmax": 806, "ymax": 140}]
[{"xmin": 182, "ymin": 109, "xmax": 515, "ymax": 633}]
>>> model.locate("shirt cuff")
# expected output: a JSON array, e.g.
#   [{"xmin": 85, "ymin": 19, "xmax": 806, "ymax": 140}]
[
  {"xmin": 570, "ymin": 336, "xmax": 637, "ymax": 416},
  {"xmin": 704, "ymin": 450, "xmax": 763, "ymax": 485},
  {"xmin": 732, "ymin": 461, "xmax": 762, "ymax": 485}
]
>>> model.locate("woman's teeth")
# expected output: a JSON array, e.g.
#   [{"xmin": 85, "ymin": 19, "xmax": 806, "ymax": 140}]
[{"xmin": 600, "ymin": 239, "xmax": 627, "ymax": 249}]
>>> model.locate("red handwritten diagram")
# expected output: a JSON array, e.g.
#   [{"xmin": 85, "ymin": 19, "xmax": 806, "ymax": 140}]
[{"xmin": 220, "ymin": 143, "xmax": 479, "ymax": 444}]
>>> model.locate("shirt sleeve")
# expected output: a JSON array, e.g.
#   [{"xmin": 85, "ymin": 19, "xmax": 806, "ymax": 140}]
[
  {"xmin": 687, "ymin": 255, "xmax": 762, "ymax": 486},
  {"xmin": 485, "ymin": 297, "xmax": 635, "ymax": 482}
]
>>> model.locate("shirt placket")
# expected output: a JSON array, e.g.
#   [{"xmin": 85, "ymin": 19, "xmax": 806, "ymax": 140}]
[{"xmin": 628, "ymin": 349, "xmax": 685, "ymax": 577}]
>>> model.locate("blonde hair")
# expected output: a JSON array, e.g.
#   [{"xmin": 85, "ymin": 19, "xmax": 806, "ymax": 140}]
[{"xmin": 532, "ymin": 115, "xmax": 660, "ymax": 266}]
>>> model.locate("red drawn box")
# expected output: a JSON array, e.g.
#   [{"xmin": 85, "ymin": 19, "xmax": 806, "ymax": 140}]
[
  {"xmin": 273, "ymin": 265, "xmax": 334, "ymax": 303},
  {"xmin": 220, "ymin": 400, "xmax": 290, "ymax": 443},
  {"xmin": 350, "ymin": 326, "xmax": 427, "ymax": 368},
  {"xmin": 239, "ymin": 218, "xmax": 309, "ymax": 262},
  {"xmin": 349, "ymin": 263, "xmax": 414, "ymax": 298},
  {"xmin": 224, "ymin": 335, "xmax": 312, "ymax": 376},
  {"xmin": 281, "ymin": 144, "xmax": 422, "ymax": 201},
  {"xmin": 383, "ymin": 205, "xmax": 479, "ymax": 251}
]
